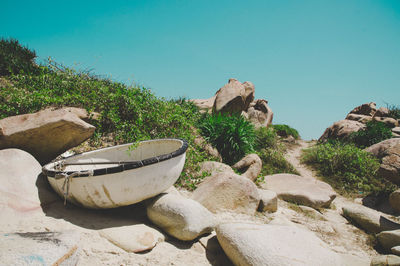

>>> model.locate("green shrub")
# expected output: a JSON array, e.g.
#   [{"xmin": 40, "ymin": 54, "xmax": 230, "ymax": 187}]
[
  {"xmin": 258, "ymin": 146, "xmax": 298, "ymax": 177},
  {"xmin": 254, "ymin": 127, "xmax": 278, "ymax": 150},
  {"xmin": 199, "ymin": 113, "xmax": 255, "ymax": 164},
  {"xmin": 387, "ymin": 104, "xmax": 400, "ymax": 120},
  {"xmin": 301, "ymin": 142, "xmax": 396, "ymax": 196},
  {"xmin": 0, "ymin": 38, "xmax": 38, "ymax": 76},
  {"xmin": 349, "ymin": 121, "xmax": 392, "ymax": 148},
  {"xmin": 0, "ymin": 59, "xmax": 215, "ymax": 190},
  {"xmin": 272, "ymin": 124, "xmax": 300, "ymax": 139}
]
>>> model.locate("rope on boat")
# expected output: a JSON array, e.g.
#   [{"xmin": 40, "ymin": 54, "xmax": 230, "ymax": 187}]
[{"xmin": 55, "ymin": 170, "xmax": 93, "ymax": 206}]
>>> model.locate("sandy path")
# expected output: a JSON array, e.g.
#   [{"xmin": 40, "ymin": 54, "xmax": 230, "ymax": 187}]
[{"xmin": 280, "ymin": 139, "xmax": 378, "ymax": 259}]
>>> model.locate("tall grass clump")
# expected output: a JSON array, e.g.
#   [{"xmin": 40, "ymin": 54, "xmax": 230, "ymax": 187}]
[
  {"xmin": 349, "ymin": 121, "xmax": 392, "ymax": 148},
  {"xmin": 199, "ymin": 113, "xmax": 255, "ymax": 164},
  {"xmin": 0, "ymin": 41, "xmax": 216, "ymax": 190},
  {"xmin": 301, "ymin": 141, "xmax": 396, "ymax": 196},
  {"xmin": 0, "ymin": 38, "xmax": 38, "ymax": 76},
  {"xmin": 386, "ymin": 104, "xmax": 400, "ymax": 120},
  {"xmin": 254, "ymin": 127, "xmax": 298, "ymax": 179},
  {"xmin": 272, "ymin": 124, "xmax": 300, "ymax": 139}
]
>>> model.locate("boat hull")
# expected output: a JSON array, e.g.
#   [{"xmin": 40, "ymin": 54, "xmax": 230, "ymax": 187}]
[{"xmin": 43, "ymin": 139, "xmax": 187, "ymax": 209}]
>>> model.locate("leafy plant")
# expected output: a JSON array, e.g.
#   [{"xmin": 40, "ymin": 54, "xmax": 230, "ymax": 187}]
[
  {"xmin": 349, "ymin": 121, "xmax": 392, "ymax": 148},
  {"xmin": 272, "ymin": 124, "xmax": 300, "ymax": 139},
  {"xmin": 0, "ymin": 38, "xmax": 38, "ymax": 76},
  {"xmin": 254, "ymin": 126, "xmax": 278, "ymax": 150},
  {"xmin": 386, "ymin": 104, "xmax": 400, "ymax": 120},
  {"xmin": 199, "ymin": 113, "xmax": 255, "ymax": 164},
  {"xmin": 301, "ymin": 142, "xmax": 396, "ymax": 196},
  {"xmin": 0, "ymin": 56, "xmax": 215, "ymax": 190}
]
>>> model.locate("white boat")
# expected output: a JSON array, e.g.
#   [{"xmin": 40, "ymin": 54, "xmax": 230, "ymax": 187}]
[{"xmin": 42, "ymin": 139, "xmax": 188, "ymax": 209}]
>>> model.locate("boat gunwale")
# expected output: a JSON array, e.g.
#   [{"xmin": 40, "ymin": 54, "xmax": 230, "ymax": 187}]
[{"xmin": 42, "ymin": 138, "xmax": 188, "ymax": 178}]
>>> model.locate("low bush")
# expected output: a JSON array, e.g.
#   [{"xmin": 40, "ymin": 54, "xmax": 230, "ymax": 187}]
[
  {"xmin": 349, "ymin": 121, "xmax": 392, "ymax": 148},
  {"xmin": 387, "ymin": 104, "xmax": 400, "ymax": 120},
  {"xmin": 272, "ymin": 124, "xmax": 300, "ymax": 139},
  {"xmin": 199, "ymin": 113, "xmax": 255, "ymax": 164},
  {"xmin": 301, "ymin": 142, "xmax": 396, "ymax": 196},
  {"xmin": 0, "ymin": 57, "xmax": 215, "ymax": 190},
  {"xmin": 0, "ymin": 38, "xmax": 38, "ymax": 76},
  {"xmin": 254, "ymin": 126, "xmax": 278, "ymax": 150}
]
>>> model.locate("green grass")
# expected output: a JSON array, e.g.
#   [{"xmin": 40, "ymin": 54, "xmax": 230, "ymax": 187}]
[
  {"xmin": 301, "ymin": 141, "xmax": 396, "ymax": 196},
  {"xmin": 271, "ymin": 124, "xmax": 300, "ymax": 139},
  {"xmin": 0, "ymin": 38, "xmax": 38, "ymax": 76},
  {"xmin": 0, "ymin": 38, "xmax": 300, "ymax": 190},
  {"xmin": 0, "ymin": 57, "xmax": 216, "ymax": 189},
  {"xmin": 199, "ymin": 112, "xmax": 255, "ymax": 165},
  {"xmin": 386, "ymin": 103, "xmax": 400, "ymax": 120},
  {"xmin": 253, "ymin": 127, "xmax": 298, "ymax": 184},
  {"xmin": 348, "ymin": 120, "xmax": 392, "ymax": 148}
]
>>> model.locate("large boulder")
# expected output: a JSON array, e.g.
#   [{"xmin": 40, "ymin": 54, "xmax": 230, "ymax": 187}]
[
  {"xmin": 216, "ymin": 223, "xmax": 366, "ymax": 266},
  {"xmin": 198, "ymin": 161, "xmax": 234, "ymax": 177},
  {"xmin": 389, "ymin": 189, "xmax": 400, "ymax": 213},
  {"xmin": 377, "ymin": 230, "xmax": 400, "ymax": 251},
  {"xmin": 261, "ymin": 174, "xmax": 336, "ymax": 209},
  {"xmin": 319, "ymin": 120, "xmax": 365, "ymax": 143},
  {"xmin": 232, "ymin": 153, "xmax": 262, "ymax": 181},
  {"xmin": 371, "ymin": 255, "xmax": 400, "ymax": 266},
  {"xmin": 365, "ymin": 138, "xmax": 400, "ymax": 185},
  {"xmin": 192, "ymin": 172, "xmax": 260, "ymax": 215},
  {"xmin": 246, "ymin": 99, "xmax": 273, "ymax": 128},
  {"xmin": 213, "ymin": 78, "xmax": 247, "ymax": 114},
  {"xmin": 0, "ymin": 231, "xmax": 80, "ymax": 265},
  {"xmin": 99, "ymin": 224, "xmax": 164, "ymax": 253},
  {"xmin": 242, "ymin": 81, "xmax": 255, "ymax": 111},
  {"xmin": 345, "ymin": 113, "xmax": 373, "ymax": 124},
  {"xmin": 0, "ymin": 108, "xmax": 95, "ymax": 164},
  {"xmin": 190, "ymin": 96, "xmax": 216, "ymax": 114},
  {"xmin": 373, "ymin": 117, "xmax": 399, "ymax": 128},
  {"xmin": 373, "ymin": 107, "xmax": 390, "ymax": 118},
  {"xmin": 146, "ymin": 193, "xmax": 215, "ymax": 241},
  {"xmin": 349, "ymin": 102, "xmax": 377, "ymax": 116},
  {"xmin": 342, "ymin": 204, "xmax": 400, "ymax": 233},
  {"xmin": 257, "ymin": 189, "xmax": 277, "ymax": 213},
  {"xmin": 0, "ymin": 149, "xmax": 59, "ymax": 213}
]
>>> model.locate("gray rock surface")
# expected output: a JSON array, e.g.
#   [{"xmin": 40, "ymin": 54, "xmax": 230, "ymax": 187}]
[
  {"xmin": 257, "ymin": 189, "xmax": 277, "ymax": 213},
  {"xmin": 216, "ymin": 222, "xmax": 366, "ymax": 266},
  {"xmin": 365, "ymin": 138, "xmax": 400, "ymax": 185},
  {"xmin": 232, "ymin": 153, "xmax": 262, "ymax": 181},
  {"xmin": 0, "ymin": 149, "xmax": 59, "ymax": 213},
  {"xmin": 371, "ymin": 255, "xmax": 400, "ymax": 266},
  {"xmin": 377, "ymin": 230, "xmax": 400, "ymax": 251},
  {"xmin": 246, "ymin": 99, "xmax": 274, "ymax": 128},
  {"xmin": 391, "ymin": 246, "xmax": 400, "ymax": 256},
  {"xmin": 390, "ymin": 189, "xmax": 400, "ymax": 213},
  {"xmin": 319, "ymin": 119, "xmax": 365, "ymax": 142},
  {"xmin": 345, "ymin": 113, "xmax": 373, "ymax": 124},
  {"xmin": 0, "ymin": 231, "xmax": 80, "ymax": 266},
  {"xmin": 192, "ymin": 172, "xmax": 260, "ymax": 214},
  {"xmin": 100, "ymin": 224, "xmax": 165, "ymax": 253},
  {"xmin": 349, "ymin": 102, "xmax": 377, "ymax": 116},
  {"xmin": 0, "ymin": 107, "xmax": 95, "ymax": 164},
  {"xmin": 373, "ymin": 117, "xmax": 399, "ymax": 128},
  {"xmin": 198, "ymin": 161, "xmax": 234, "ymax": 177},
  {"xmin": 146, "ymin": 193, "xmax": 215, "ymax": 241},
  {"xmin": 262, "ymin": 173, "xmax": 336, "ymax": 209},
  {"xmin": 213, "ymin": 78, "xmax": 247, "ymax": 114},
  {"xmin": 342, "ymin": 204, "xmax": 400, "ymax": 233}
]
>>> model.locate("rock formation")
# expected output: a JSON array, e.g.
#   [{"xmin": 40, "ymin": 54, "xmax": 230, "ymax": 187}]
[
  {"xmin": 191, "ymin": 78, "xmax": 273, "ymax": 128},
  {"xmin": 319, "ymin": 102, "xmax": 399, "ymax": 142},
  {"xmin": 0, "ymin": 107, "xmax": 95, "ymax": 164}
]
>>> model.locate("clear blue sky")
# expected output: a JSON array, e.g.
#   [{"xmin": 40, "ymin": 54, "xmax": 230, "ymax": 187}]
[{"xmin": 2, "ymin": 0, "xmax": 400, "ymax": 140}]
